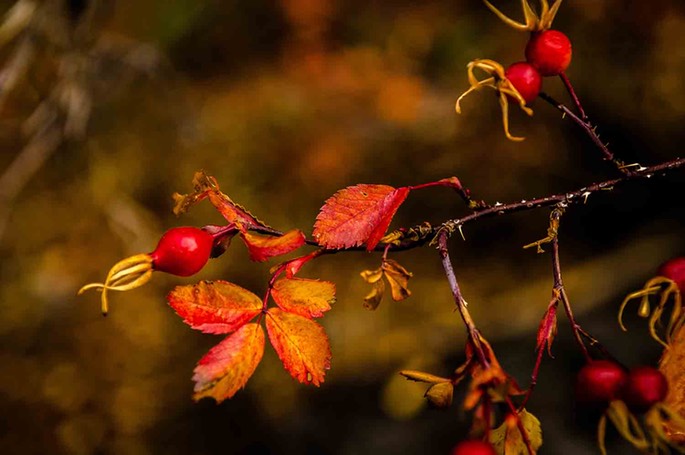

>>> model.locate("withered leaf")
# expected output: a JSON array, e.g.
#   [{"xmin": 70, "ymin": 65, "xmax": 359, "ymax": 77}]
[
  {"xmin": 173, "ymin": 171, "xmax": 267, "ymax": 228},
  {"xmin": 424, "ymin": 382, "xmax": 454, "ymax": 408},
  {"xmin": 360, "ymin": 259, "xmax": 413, "ymax": 310},
  {"xmin": 383, "ymin": 259, "xmax": 413, "ymax": 301},
  {"xmin": 489, "ymin": 409, "xmax": 543, "ymax": 455},
  {"xmin": 399, "ymin": 370, "xmax": 451, "ymax": 384},
  {"xmin": 659, "ymin": 320, "xmax": 685, "ymax": 441}
]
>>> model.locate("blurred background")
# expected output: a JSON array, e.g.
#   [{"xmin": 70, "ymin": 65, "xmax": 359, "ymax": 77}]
[{"xmin": 0, "ymin": 0, "xmax": 683, "ymax": 454}]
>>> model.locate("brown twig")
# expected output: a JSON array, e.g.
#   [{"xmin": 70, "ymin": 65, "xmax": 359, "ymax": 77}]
[
  {"xmin": 539, "ymin": 92, "xmax": 628, "ymax": 173},
  {"xmin": 553, "ymin": 239, "xmax": 591, "ymax": 362},
  {"xmin": 436, "ymin": 229, "xmax": 489, "ymax": 368},
  {"xmin": 559, "ymin": 72, "xmax": 587, "ymax": 121}
]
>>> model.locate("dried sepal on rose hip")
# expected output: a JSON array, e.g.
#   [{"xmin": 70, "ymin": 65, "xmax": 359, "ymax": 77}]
[
  {"xmin": 618, "ymin": 257, "xmax": 684, "ymax": 347},
  {"xmin": 483, "ymin": 0, "xmax": 563, "ymax": 32},
  {"xmin": 482, "ymin": 1, "xmax": 572, "ymax": 76},
  {"xmin": 456, "ymin": 59, "xmax": 541, "ymax": 141},
  {"xmin": 79, "ymin": 226, "xmax": 214, "ymax": 315}
]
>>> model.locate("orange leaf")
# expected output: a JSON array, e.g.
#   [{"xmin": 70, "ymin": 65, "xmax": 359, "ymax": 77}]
[
  {"xmin": 271, "ymin": 278, "xmax": 335, "ymax": 319},
  {"xmin": 660, "ymin": 321, "xmax": 685, "ymax": 439},
  {"xmin": 313, "ymin": 184, "xmax": 410, "ymax": 251},
  {"xmin": 168, "ymin": 281, "xmax": 262, "ymax": 334},
  {"xmin": 192, "ymin": 322, "xmax": 265, "ymax": 403},
  {"xmin": 265, "ymin": 308, "xmax": 331, "ymax": 386},
  {"xmin": 173, "ymin": 171, "xmax": 267, "ymax": 228},
  {"xmin": 241, "ymin": 230, "xmax": 306, "ymax": 262}
]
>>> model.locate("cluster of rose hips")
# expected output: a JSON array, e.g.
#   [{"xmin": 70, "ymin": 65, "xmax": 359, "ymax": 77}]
[
  {"xmin": 576, "ymin": 361, "xmax": 668, "ymax": 413},
  {"xmin": 456, "ymin": 0, "xmax": 574, "ymax": 141},
  {"xmin": 505, "ymin": 28, "xmax": 572, "ymax": 103}
]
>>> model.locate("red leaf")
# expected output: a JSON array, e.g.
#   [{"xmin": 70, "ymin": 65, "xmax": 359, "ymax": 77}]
[
  {"xmin": 192, "ymin": 322, "xmax": 265, "ymax": 403},
  {"xmin": 241, "ymin": 229, "xmax": 306, "ymax": 262},
  {"xmin": 271, "ymin": 278, "xmax": 335, "ymax": 319},
  {"xmin": 313, "ymin": 184, "xmax": 410, "ymax": 251},
  {"xmin": 265, "ymin": 308, "xmax": 331, "ymax": 385},
  {"xmin": 279, "ymin": 250, "xmax": 322, "ymax": 278},
  {"xmin": 168, "ymin": 281, "xmax": 262, "ymax": 334},
  {"xmin": 536, "ymin": 303, "xmax": 558, "ymax": 357}
]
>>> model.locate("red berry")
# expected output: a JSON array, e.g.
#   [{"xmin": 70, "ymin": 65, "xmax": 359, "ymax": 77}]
[
  {"xmin": 504, "ymin": 62, "xmax": 542, "ymax": 104},
  {"xmin": 658, "ymin": 257, "xmax": 685, "ymax": 293},
  {"xmin": 451, "ymin": 440, "xmax": 497, "ymax": 455},
  {"xmin": 620, "ymin": 366, "xmax": 668, "ymax": 412},
  {"xmin": 525, "ymin": 30, "xmax": 572, "ymax": 76},
  {"xmin": 575, "ymin": 360, "xmax": 627, "ymax": 407},
  {"xmin": 150, "ymin": 227, "xmax": 214, "ymax": 277}
]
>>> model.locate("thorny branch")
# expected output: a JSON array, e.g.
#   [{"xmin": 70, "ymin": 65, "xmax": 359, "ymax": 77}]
[
  {"xmin": 245, "ymin": 157, "xmax": 685, "ymax": 253},
  {"xmin": 436, "ymin": 229, "xmax": 489, "ymax": 368},
  {"xmin": 539, "ymin": 92, "xmax": 627, "ymax": 172}
]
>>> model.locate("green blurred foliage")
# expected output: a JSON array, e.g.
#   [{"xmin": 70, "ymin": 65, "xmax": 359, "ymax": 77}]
[{"xmin": 0, "ymin": 0, "xmax": 683, "ymax": 454}]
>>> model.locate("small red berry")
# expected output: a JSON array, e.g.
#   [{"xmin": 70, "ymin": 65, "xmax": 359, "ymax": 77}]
[
  {"xmin": 451, "ymin": 440, "xmax": 497, "ymax": 455},
  {"xmin": 504, "ymin": 62, "xmax": 542, "ymax": 104},
  {"xmin": 575, "ymin": 360, "xmax": 627, "ymax": 407},
  {"xmin": 150, "ymin": 227, "xmax": 214, "ymax": 277},
  {"xmin": 658, "ymin": 257, "xmax": 685, "ymax": 293},
  {"xmin": 525, "ymin": 30, "xmax": 572, "ymax": 77},
  {"xmin": 620, "ymin": 366, "xmax": 668, "ymax": 412}
]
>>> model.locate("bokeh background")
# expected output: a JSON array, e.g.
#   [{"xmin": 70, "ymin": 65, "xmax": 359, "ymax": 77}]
[{"xmin": 0, "ymin": 0, "xmax": 684, "ymax": 454}]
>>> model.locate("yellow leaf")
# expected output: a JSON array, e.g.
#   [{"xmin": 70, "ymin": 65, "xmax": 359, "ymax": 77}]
[
  {"xmin": 265, "ymin": 308, "xmax": 331, "ymax": 386},
  {"xmin": 425, "ymin": 382, "xmax": 453, "ymax": 408},
  {"xmin": 383, "ymin": 259, "xmax": 413, "ymax": 301},
  {"xmin": 489, "ymin": 409, "xmax": 542, "ymax": 454},
  {"xmin": 271, "ymin": 277, "xmax": 336, "ymax": 319},
  {"xmin": 399, "ymin": 370, "xmax": 451, "ymax": 384}
]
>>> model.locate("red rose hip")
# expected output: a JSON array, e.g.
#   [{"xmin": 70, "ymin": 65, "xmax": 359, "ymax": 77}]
[
  {"xmin": 621, "ymin": 366, "xmax": 668, "ymax": 412},
  {"xmin": 505, "ymin": 62, "xmax": 542, "ymax": 104},
  {"xmin": 150, "ymin": 227, "xmax": 214, "ymax": 276},
  {"xmin": 575, "ymin": 360, "xmax": 627, "ymax": 407},
  {"xmin": 658, "ymin": 257, "xmax": 685, "ymax": 293},
  {"xmin": 525, "ymin": 30, "xmax": 572, "ymax": 76},
  {"xmin": 451, "ymin": 440, "xmax": 497, "ymax": 455}
]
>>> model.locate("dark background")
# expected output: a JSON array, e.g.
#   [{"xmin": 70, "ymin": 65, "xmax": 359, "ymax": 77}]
[{"xmin": 0, "ymin": 0, "xmax": 683, "ymax": 453}]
